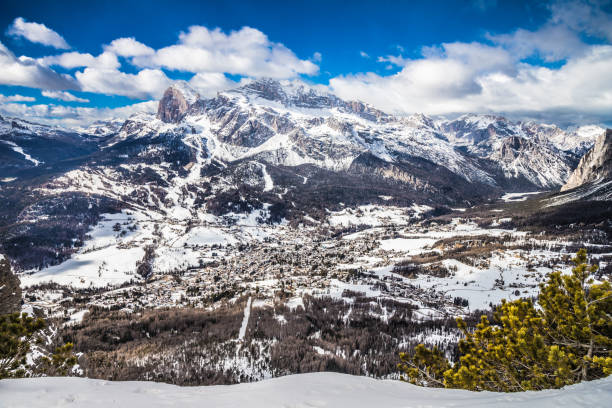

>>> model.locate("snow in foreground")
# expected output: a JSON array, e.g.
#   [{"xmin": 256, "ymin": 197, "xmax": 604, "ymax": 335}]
[{"xmin": 2, "ymin": 372, "xmax": 611, "ymax": 408}]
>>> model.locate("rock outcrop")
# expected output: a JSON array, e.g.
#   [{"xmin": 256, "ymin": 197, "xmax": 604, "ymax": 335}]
[
  {"xmin": 157, "ymin": 87, "xmax": 190, "ymax": 123},
  {"xmin": 0, "ymin": 255, "xmax": 21, "ymax": 314},
  {"xmin": 561, "ymin": 129, "xmax": 612, "ymax": 191}
]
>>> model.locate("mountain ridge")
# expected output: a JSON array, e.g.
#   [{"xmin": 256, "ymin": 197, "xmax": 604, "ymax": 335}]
[{"xmin": 562, "ymin": 129, "xmax": 612, "ymax": 191}]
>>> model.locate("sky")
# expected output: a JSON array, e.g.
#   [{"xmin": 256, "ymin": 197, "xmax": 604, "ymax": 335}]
[{"xmin": 0, "ymin": 0, "xmax": 611, "ymax": 128}]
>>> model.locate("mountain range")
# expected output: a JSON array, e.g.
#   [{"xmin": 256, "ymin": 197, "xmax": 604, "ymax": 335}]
[{"xmin": 0, "ymin": 79, "xmax": 609, "ymax": 270}]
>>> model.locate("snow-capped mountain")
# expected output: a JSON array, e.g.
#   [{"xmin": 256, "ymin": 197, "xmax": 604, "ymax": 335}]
[
  {"xmin": 0, "ymin": 79, "xmax": 607, "ymax": 272},
  {"xmin": 562, "ymin": 129, "xmax": 612, "ymax": 191},
  {"xmin": 436, "ymin": 114, "xmax": 595, "ymax": 189},
  {"xmin": 548, "ymin": 124, "xmax": 606, "ymax": 155},
  {"xmin": 105, "ymin": 79, "xmax": 585, "ymax": 193}
]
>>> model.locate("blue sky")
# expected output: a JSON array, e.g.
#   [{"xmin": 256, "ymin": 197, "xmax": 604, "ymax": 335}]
[{"xmin": 0, "ymin": 0, "xmax": 611, "ymax": 127}]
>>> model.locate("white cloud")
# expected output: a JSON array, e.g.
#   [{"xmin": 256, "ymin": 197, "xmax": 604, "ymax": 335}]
[
  {"xmin": 0, "ymin": 93, "xmax": 35, "ymax": 102},
  {"xmin": 42, "ymin": 90, "xmax": 89, "ymax": 103},
  {"xmin": 359, "ymin": 51, "xmax": 370, "ymax": 59},
  {"xmin": 75, "ymin": 67, "xmax": 171, "ymax": 99},
  {"xmin": 104, "ymin": 37, "xmax": 155, "ymax": 57},
  {"xmin": 333, "ymin": 42, "xmax": 514, "ymax": 111},
  {"xmin": 38, "ymin": 51, "xmax": 120, "ymax": 69},
  {"xmin": 131, "ymin": 26, "xmax": 319, "ymax": 78},
  {"xmin": 377, "ymin": 54, "xmax": 408, "ymax": 67},
  {"xmin": 549, "ymin": 0, "xmax": 612, "ymax": 42},
  {"xmin": 488, "ymin": 24, "xmax": 586, "ymax": 62},
  {"xmin": 329, "ymin": 2, "xmax": 612, "ymax": 125},
  {"xmin": 6, "ymin": 17, "xmax": 70, "ymax": 49},
  {"xmin": 330, "ymin": 42, "xmax": 612, "ymax": 125},
  {"xmin": 0, "ymin": 41, "xmax": 77, "ymax": 90},
  {"xmin": 188, "ymin": 73, "xmax": 237, "ymax": 98},
  {"xmin": 312, "ymin": 52, "xmax": 322, "ymax": 62},
  {"xmin": 0, "ymin": 100, "xmax": 157, "ymax": 127}
]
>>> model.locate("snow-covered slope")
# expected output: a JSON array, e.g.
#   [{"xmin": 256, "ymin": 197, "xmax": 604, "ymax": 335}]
[
  {"xmin": 562, "ymin": 129, "xmax": 612, "ymax": 191},
  {"xmin": 437, "ymin": 114, "xmax": 580, "ymax": 188},
  {"xmin": 2, "ymin": 372, "xmax": 611, "ymax": 408},
  {"xmin": 549, "ymin": 125, "xmax": 605, "ymax": 155},
  {"xmin": 0, "ymin": 114, "xmax": 99, "ymax": 176},
  {"xmin": 108, "ymin": 80, "xmax": 583, "ymax": 191}
]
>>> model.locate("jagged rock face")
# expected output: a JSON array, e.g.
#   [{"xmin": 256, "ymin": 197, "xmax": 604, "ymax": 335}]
[
  {"xmin": 0, "ymin": 256, "xmax": 21, "ymax": 314},
  {"xmin": 562, "ymin": 129, "xmax": 612, "ymax": 191},
  {"xmin": 437, "ymin": 114, "xmax": 578, "ymax": 188},
  {"xmin": 157, "ymin": 87, "xmax": 190, "ymax": 123}
]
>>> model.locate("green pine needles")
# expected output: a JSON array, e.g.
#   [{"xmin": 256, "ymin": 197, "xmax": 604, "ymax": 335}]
[
  {"xmin": 399, "ymin": 249, "xmax": 612, "ymax": 392},
  {"xmin": 0, "ymin": 312, "xmax": 77, "ymax": 379}
]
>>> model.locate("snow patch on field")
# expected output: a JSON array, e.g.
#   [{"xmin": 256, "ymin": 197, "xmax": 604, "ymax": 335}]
[
  {"xmin": 379, "ymin": 238, "xmax": 437, "ymax": 254},
  {"xmin": 328, "ymin": 204, "xmax": 431, "ymax": 227},
  {"xmin": 501, "ymin": 191, "xmax": 543, "ymax": 202},
  {"xmin": 172, "ymin": 227, "xmax": 238, "ymax": 247},
  {"xmin": 20, "ymin": 244, "xmax": 143, "ymax": 288}
]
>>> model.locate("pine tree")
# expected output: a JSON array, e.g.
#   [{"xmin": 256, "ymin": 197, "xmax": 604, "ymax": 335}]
[
  {"xmin": 398, "ymin": 344, "xmax": 450, "ymax": 387},
  {"xmin": 444, "ymin": 299, "xmax": 573, "ymax": 391},
  {"xmin": 398, "ymin": 249, "xmax": 612, "ymax": 392},
  {"xmin": 0, "ymin": 312, "xmax": 78, "ymax": 379},
  {"xmin": 40, "ymin": 343, "xmax": 78, "ymax": 376},
  {"xmin": 0, "ymin": 312, "xmax": 45, "ymax": 378},
  {"xmin": 538, "ymin": 249, "xmax": 612, "ymax": 382}
]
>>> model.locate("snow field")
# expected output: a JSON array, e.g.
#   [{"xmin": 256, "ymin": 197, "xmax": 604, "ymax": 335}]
[{"xmin": 2, "ymin": 372, "xmax": 610, "ymax": 408}]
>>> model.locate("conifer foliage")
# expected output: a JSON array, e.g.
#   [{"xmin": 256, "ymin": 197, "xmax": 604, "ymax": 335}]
[
  {"xmin": 399, "ymin": 249, "xmax": 612, "ymax": 391},
  {"xmin": 0, "ymin": 312, "xmax": 77, "ymax": 379}
]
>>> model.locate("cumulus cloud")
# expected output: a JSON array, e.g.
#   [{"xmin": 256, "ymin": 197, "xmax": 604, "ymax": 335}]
[
  {"xmin": 104, "ymin": 37, "xmax": 155, "ymax": 57},
  {"xmin": 130, "ymin": 26, "xmax": 318, "ymax": 78},
  {"xmin": 359, "ymin": 51, "xmax": 370, "ymax": 58},
  {"xmin": 37, "ymin": 48, "xmax": 167, "ymax": 99},
  {"xmin": 330, "ymin": 42, "xmax": 612, "ymax": 125},
  {"xmin": 0, "ymin": 41, "xmax": 78, "ymax": 90},
  {"xmin": 188, "ymin": 72, "xmax": 238, "ymax": 98},
  {"xmin": 329, "ymin": 1, "xmax": 612, "ymax": 125},
  {"xmin": 38, "ymin": 51, "xmax": 120, "ymax": 69},
  {"xmin": 0, "ymin": 93, "xmax": 35, "ymax": 102},
  {"xmin": 6, "ymin": 17, "xmax": 70, "ymax": 49},
  {"xmin": 488, "ymin": 22, "xmax": 587, "ymax": 62},
  {"xmin": 0, "ymin": 100, "xmax": 157, "ymax": 127},
  {"xmin": 332, "ymin": 41, "xmax": 514, "ymax": 112},
  {"xmin": 41, "ymin": 90, "xmax": 89, "ymax": 103},
  {"xmin": 75, "ymin": 67, "xmax": 171, "ymax": 99},
  {"xmin": 550, "ymin": 0, "xmax": 612, "ymax": 42}
]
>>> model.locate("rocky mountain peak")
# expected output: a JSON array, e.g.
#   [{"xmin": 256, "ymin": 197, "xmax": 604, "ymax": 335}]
[
  {"xmin": 157, "ymin": 82, "xmax": 200, "ymax": 123},
  {"xmin": 239, "ymin": 78, "xmax": 287, "ymax": 101},
  {"xmin": 561, "ymin": 129, "xmax": 612, "ymax": 191}
]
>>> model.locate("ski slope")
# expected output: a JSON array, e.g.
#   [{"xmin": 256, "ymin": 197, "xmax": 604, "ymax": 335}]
[{"xmin": 2, "ymin": 372, "xmax": 610, "ymax": 407}]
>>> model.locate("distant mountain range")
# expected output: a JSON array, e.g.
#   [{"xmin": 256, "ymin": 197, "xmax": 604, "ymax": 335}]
[{"xmin": 0, "ymin": 78, "xmax": 609, "ymax": 269}]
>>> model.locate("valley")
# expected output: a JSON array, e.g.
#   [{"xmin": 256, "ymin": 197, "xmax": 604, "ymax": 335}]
[{"xmin": 1, "ymin": 79, "xmax": 611, "ymax": 386}]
